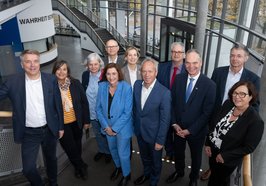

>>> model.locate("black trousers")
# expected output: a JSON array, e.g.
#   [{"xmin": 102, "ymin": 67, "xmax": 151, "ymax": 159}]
[
  {"xmin": 208, "ymin": 145, "xmax": 237, "ymax": 186},
  {"xmin": 59, "ymin": 121, "xmax": 85, "ymax": 170},
  {"xmin": 174, "ymin": 134, "xmax": 205, "ymax": 180}
]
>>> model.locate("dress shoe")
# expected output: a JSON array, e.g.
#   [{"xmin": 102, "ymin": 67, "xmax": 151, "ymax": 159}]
[
  {"xmin": 117, "ymin": 174, "xmax": 131, "ymax": 186},
  {"xmin": 200, "ymin": 169, "xmax": 211, "ymax": 181},
  {"xmin": 79, "ymin": 167, "xmax": 88, "ymax": 180},
  {"xmin": 74, "ymin": 169, "xmax": 81, "ymax": 178},
  {"xmin": 166, "ymin": 171, "xmax": 184, "ymax": 183},
  {"xmin": 110, "ymin": 167, "xmax": 122, "ymax": 181},
  {"xmin": 134, "ymin": 175, "xmax": 150, "ymax": 185},
  {"xmin": 189, "ymin": 179, "xmax": 198, "ymax": 186},
  {"xmin": 94, "ymin": 152, "xmax": 104, "ymax": 161},
  {"xmin": 105, "ymin": 154, "xmax": 112, "ymax": 163}
]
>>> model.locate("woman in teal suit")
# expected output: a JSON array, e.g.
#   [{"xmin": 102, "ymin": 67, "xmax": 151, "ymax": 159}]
[{"xmin": 96, "ymin": 63, "xmax": 133, "ymax": 186}]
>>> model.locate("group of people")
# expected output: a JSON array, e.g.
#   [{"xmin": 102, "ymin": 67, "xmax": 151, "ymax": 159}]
[{"xmin": 0, "ymin": 39, "xmax": 264, "ymax": 186}]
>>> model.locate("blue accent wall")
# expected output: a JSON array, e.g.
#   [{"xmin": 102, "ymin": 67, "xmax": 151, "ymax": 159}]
[{"xmin": 0, "ymin": 17, "xmax": 23, "ymax": 52}]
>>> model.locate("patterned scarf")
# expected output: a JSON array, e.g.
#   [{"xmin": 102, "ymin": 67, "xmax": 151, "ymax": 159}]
[{"xmin": 58, "ymin": 77, "xmax": 73, "ymax": 112}]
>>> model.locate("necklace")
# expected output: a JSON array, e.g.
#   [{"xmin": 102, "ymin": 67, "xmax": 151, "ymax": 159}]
[{"xmin": 232, "ymin": 108, "xmax": 242, "ymax": 117}]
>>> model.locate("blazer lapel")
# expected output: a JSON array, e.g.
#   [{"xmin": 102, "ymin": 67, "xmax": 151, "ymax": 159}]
[
  {"xmin": 20, "ymin": 73, "xmax": 26, "ymax": 112},
  {"xmin": 219, "ymin": 67, "xmax": 229, "ymax": 100},
  {"xmin": 142, "ymin": 81, "xmax": 159, "ymax": 112},
  {"xmin": 41, "ymin": 73, "xmax": 49, "ymax": 113}
]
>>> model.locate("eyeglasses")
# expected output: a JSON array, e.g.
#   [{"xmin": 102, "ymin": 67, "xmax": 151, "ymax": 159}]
[
  {"xmin": 232, "ymin": 92, "xmax": 249, "ymax": 98},
  {"xmin": 171, "ymin": 51, "xmax": 184, "ymax": 55},
  {"xmin": 106, "ymin": 45, "xmax": 118, "ymax": 49}
]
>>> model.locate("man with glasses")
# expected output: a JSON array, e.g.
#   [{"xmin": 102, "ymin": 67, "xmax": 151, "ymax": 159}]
[
  {"xmin": 103, "ymin": 39, "xmax": 124, "ymax": 68},
  {"xmin": 157, "ymin": 42, "xmax": 186, "ymax": 161},
  {"xmin": 200, "ymin": 43, "xmax": 260, "ymax": 181}
]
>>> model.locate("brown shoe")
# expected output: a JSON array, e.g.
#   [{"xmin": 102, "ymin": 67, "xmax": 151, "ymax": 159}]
[{"xmin": 200, "ymin": 169, "xmax": 211, "ymax": 181}]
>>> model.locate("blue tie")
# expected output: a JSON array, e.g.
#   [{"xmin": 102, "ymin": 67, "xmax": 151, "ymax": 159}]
[{"xmin": 185, "ymin": 78, "xmax": 194, "ymax": 102}]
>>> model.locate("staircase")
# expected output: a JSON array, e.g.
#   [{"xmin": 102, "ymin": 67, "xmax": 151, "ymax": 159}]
[{"xmin": 52, "ymin": 0, "xmax": 127, "ymax": 56}]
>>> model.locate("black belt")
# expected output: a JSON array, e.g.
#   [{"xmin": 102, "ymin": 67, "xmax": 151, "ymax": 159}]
[{"xmin": 27, "ymin": 125, "xmax": 48, "ymax": 129}]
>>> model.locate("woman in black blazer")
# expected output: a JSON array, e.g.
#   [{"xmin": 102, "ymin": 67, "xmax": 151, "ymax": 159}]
[
  {"xmin": 205, "ymin": 81, "xmax": 264, "ymax": 186},
  {"xmin": 52, "ymin": 60, "xmax": 90, "ymax": 180}
]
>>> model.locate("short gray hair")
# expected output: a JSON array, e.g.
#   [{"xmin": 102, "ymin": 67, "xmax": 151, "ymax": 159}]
[
  {"xmin": 140, "ymin": 58, "xmax": 158, "ymax": 72},
  {"xmin": 84, "ymin": 53, "xmax": 104, "ymax": 71}
]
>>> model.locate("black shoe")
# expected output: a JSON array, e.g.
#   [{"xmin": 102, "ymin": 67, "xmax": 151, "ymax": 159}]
[
  {"xmin": 189, "ymin": 179, "xmax": 198, "ymax": 186},
  {"xmin": 74, "ymin": 169, "xmax": 81, "ymax": 179},
  {"xmin": 166, "ymin": 172, "xmax": 184, "ymax": 183},
  {"xmin": 105, "ymin": 154, "xmax": 112, "ymax": 164},
  {"xmin": 110, "ymin": 167, "xmax": 122, "ymax": 181},
  {"xmin": 94, "ymin": 152, "xmax": 104, "ymax": 161},
  {"xmin": 118, "ymin": 174, "xmax": 131, "ymax": 186},
  {"xmin": 79, "ymin": 167, "xmax": 88, "ymax": 180},
  {"xmin": 134, "ymin": 175, "xmax": 150, "ymax": 185}
]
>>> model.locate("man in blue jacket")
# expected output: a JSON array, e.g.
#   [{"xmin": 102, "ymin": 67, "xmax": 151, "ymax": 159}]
[
  {"xmin": 0, "ymin": 50, "xmax": 64, "ymax": 186},
  {"xmin": 133, "ymin": 58, "xmax": 171, "ymax": 186}
]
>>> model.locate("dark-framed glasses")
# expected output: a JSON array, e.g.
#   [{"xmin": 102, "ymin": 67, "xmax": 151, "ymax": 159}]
[
  {"xmin": 171, "ymin": 50, "xmax": 184, "ymax": 55},
  {"xmin": 232, "ymin": 91, "xmax": 249, "ymax": 98}
]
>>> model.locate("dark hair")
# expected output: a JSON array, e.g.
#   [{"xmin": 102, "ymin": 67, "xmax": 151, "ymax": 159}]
[
  {"xmin": 228, "ymin": 81, "xmax": 257, "ymax": 105},
  {"xmin": 20, "ymin": 49, "xmax": 40, "ymax": 61},
  {"xmin": 230, "ymin": 43, "xmax": 249, "ymax": 56},
  {"xmin": 52, "ymin": 60, "xmax": 71, "ymax": 78},
  {"xmin": 101, "ymin": 63, "xmax": 124, "ymax": 82}
]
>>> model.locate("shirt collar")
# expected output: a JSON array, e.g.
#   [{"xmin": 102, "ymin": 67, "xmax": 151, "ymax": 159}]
[
  {"xmin": 188, "ymin": 72, "xmax": 200, "ymax": 81},
  {"xmin": 229, "ymin": 66, "xmax": 243, "ymax": 75},
  {"xmin": 142, "ymin": 79, "xmax": 157, "ymax": 89}
]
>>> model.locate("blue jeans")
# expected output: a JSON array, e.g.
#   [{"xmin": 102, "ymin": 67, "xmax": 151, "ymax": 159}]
[
  {"xmin": 91, "ymin": 120, "xmax": 110, "ymax": 154},
  {"xmin": 22, "ymin": 126, "xmax": 58, "ymax": 186}
]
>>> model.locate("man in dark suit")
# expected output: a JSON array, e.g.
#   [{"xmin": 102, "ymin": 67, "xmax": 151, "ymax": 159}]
[
  {"xmin": 102, "ymin": 39, "xmax": 124, "ymax": 68},
  {"xmin": 133, "ymin": 58, "xmax": 171, "ymax": 186},
  {"xmin": 166, "ymin": 49, "xmax": 216, "ymax": 186},
  {"xmin": 0, "ymin": 50, "xmax": 64, "ymax": 186},
  {"xmin": 157, "ymin": 42, "xmax": 186, "ymax": 161},
  {"xmin": 200, "ymin": 44, "xmax": 260, "ymax": 180}
]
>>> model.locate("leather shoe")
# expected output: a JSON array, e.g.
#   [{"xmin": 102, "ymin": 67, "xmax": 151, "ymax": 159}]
[
  {"xmin": 118, "ymin": 174, "xmax": 131, "ymax": 186},
  {"xmin": 105, "ymin": 154, "xmax": 112, "ymax": 164},
  {"xmin": 134, "ymin": 175, "xmax": 150, "ymax": 185},
  {"xmin": 79, "ymin": 167, "xmax": 88, "ymax": 180},
  {"xmin": 110, "ymin": 167, "xmax": 122, "ymax": 181},
  {"xmin": 164, "ymin": 155, "xmax": 173, "ymax": 161},
  {"xmin": 166, "ymin": 171, "xmax": 184, "ymax": 183},
  {"xmin": 189, "ymin": 179, "xmax": 198, "ymax": 186},
  {"xmin": 94, "ymin": 152, "xmax": 104, "ymax": 161}
]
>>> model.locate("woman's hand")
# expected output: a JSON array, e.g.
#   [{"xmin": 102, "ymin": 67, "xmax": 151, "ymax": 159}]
[
  {"xmin": 83, "ymin": 123, "xmax": 91, "ymax": 130},
  {"xmin": 216, "ymin": 154, "xmax": 224, "ymax": 164},
  {"xmin": 205, "ymin": 146, "xmax": 212, "ymax": 157},
  {"xmin": 104, "ymin": 126, "xmax": 117, "ymax": 136}
]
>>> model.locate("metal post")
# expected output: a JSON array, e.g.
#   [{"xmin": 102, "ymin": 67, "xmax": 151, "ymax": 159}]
[
  {"xmin": 140, "ymin": 0, "xmax": 147, "ymax": 58},
  {"xmin": 194, "ymin": 0, "xmax": 208, "ymax": 56}
]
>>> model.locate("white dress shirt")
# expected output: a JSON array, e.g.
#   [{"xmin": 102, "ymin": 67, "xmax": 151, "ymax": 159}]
[
  {"xmin": 141, "ymin": 79, "xmax": 156, "ymax": 110},
  {"xmin": 128, "ymin": 65, "xmax": 137, "ymax": 88},
  {"xmin": 25, "ymin": 74, "xmax": 47, "ymax": 127},
  {"xmin": 222, "ymin": 67, "xmax": 243, "ymax": 103}
]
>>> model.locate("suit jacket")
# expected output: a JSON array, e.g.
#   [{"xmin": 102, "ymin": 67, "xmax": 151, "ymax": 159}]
[
  {"xmin": 211, "ymin": 66, "xmax": 260, "ymax": 111},
  {"xmin": 102, "ymin": 55, "xmax": 125, "ymax": 68},
  {"xmin": 69, "ymin": 78, "xmax": 90, "ymax": 128},
  {"xmin": 206, "ymin": 100, "xmax": 264, "ymax": 167},
  {"xmin": 157, "ymin": 61, "xmax": 186, "ymax": 89},
  {"xmin": 96, "ymin": 80, "xmax": 133, "ymax": 138},
  {"xmin": 171, "ymin": 73, "xmax": 216, "ymax": 138},
  {"xmin": 121, "ymin": 64, "xmax": 142, "ymax": 87},
  {"xmin": 133, "ymin": 80, "xmax": 171, "ymax": 145},
  {"xmin": 81, "ymin": 70, "xmax": 90, "ymax": 91},
  {"xmin": 0, "ymin": 72, "xmax": 64, "ymax": 143}
]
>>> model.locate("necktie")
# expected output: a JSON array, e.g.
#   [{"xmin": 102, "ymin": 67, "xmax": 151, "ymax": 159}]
[
  {"xmin": 170, "ymin": 67, "xmax": 178, "ymax": 89},
  {"xmin": 185, "ymin": 78, "xmax": 194, "ymax": 102}
]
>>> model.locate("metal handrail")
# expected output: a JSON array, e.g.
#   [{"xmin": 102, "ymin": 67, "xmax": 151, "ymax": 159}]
[
  {"xmin": 71, "ymin": 0, "xmax": 128, "ymax": 51},
  {"xmin": 0, "ymin": 111, "xmax": 12, "ymax": 117},
  {"xmin": 243, "ymin": 154, "xmax": 252, "ymax": 186},
  {"xmin": 52, "ymin": 0, "xmax": 106, "ymax": 54}
]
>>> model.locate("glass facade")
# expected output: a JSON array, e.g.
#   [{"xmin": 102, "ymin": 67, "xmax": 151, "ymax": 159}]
[{"xmin": 84, "ymin": 0, "xmax": 265, "ymax": 76}]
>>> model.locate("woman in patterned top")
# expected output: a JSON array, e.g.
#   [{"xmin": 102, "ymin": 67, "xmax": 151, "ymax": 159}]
[
  {"xmin": 205, "ymin": 81, "xmax": 264, "ymax": 186},
  {"xmin": 52, "ymin": 60, "xmax": 90, "ymax": 180}
]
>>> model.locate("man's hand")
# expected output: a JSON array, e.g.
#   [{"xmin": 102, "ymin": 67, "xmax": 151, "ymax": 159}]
[
  {"xmin": 155, "ymin": 143, "xmax": 163, "ymax": 151},
  {"xmin": 172, "ymin": 124, "xmax": 182, "ymax": 134},
  {"xmin": 59, "ymin": 130, "xmax": 64, "ymax": 139},
  {"xmin": 104, "ymin": 127, "xmax": 117, "ymax": 136},
  {"xmin": 178, "ymin": 129, "xmax": 190, "ymax": 138}
]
